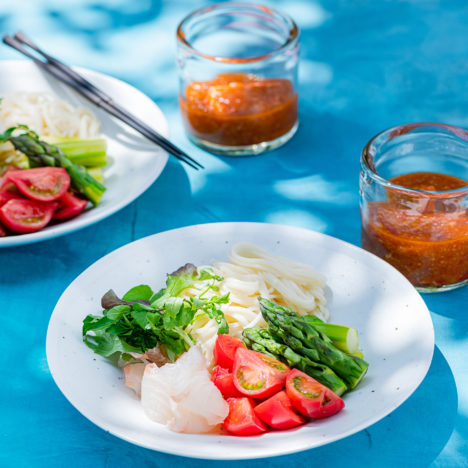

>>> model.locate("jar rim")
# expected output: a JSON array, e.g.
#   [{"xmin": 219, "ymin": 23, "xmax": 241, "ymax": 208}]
[
  {"xmin": 361, "ymin": 122, "xmax": 468, "ymax": 195},
  {"xmin": 176, "ymin": 2, "xmax": 299, "ymax": 64}
]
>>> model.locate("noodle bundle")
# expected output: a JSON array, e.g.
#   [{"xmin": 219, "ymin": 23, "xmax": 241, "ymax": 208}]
[
  {"xmin": 185, "ymin": 242, "xmax": 328, "ymax": 366},
  {"xmin": 0, "ymin": 92, "xmax": 102, "ymax": 170},
  {"xmin": 0, "ymin": 92, "xmax": 101, "ymax": 138}
]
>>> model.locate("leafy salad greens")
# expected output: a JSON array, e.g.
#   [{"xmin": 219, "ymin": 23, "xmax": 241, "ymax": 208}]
[{"xmin": 82, "ymin": 264, "xmax": 229, "ymax": 362}]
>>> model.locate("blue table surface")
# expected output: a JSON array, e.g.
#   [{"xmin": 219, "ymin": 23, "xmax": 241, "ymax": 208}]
[{"xmin": 1, "ymin": 1, "xmax": 467, "ymax": 467}]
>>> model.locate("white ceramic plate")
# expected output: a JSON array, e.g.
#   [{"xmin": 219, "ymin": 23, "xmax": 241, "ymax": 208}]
[
  {"xmin": 46, "ymin": 222, "xmax": 434, "ymax": 460},
  {"xmin": 0, "ymin": 60, "xmax": 169, "ymax": 247}
]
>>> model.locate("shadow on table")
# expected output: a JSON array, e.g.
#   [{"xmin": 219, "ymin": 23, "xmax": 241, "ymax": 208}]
[
  {"xmin": 422, "ymin": 288, "xmax": 468, "ymax": 344},
  {"xmin": 188, "ymin": 102, "xmax": 370, "ymax": 248},
  {"xmin": 41, "ymin": 345, "xmax": 453, "ymax": 468},
  {"xmin": 47, "ymin": 0, "xmax": 164, "ymax": 47},
  {"xmin": 0, "ymin": 157, "xmax": 194, "ymax": 288},
  {"xmin": 423, "ymin": 288, "xmax": 468, "ymax": 320}
]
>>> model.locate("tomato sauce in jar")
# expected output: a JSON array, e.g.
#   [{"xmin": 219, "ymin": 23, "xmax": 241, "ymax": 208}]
[
  {"xmin": 179, "ymin": 73, "xmax": 298, "ymax": 147},
  {"xmin": 361, "ymin": 172, "xmax": 468, "ymax": 288}
]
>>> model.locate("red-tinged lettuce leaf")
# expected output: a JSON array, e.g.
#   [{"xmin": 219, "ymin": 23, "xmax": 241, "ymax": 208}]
[
  {"xmin": 151, "ymin": 264, "xmax": 198, "ymax": 308},
  {"xmin": 101, "ymin": 289, "xmax": 151, "ymax": 309}
]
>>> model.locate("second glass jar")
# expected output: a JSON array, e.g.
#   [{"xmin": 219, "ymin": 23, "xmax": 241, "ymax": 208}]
[
  {"xmin": 176, "ymin": 2, "xmax": 299, "ymax": 156},
  {"xmin": 360, "ymin": 123, "xmax": 468, "ymax": 293}
]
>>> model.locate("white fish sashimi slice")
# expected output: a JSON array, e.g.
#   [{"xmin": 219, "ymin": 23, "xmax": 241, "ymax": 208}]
[
  {"xmin": 169, "ymin": 371, "xmax": 229, "ymax": 433},
  {"xmin": 175, "ymin": 344, "xmax": 207, "ymax": 373},
  {"xmin": 123, "ymin": 363, "xmax": 146, "ymax": 398},
  {"xmin": 141, "ymin": 363, "xmax": 174, "ymax": 424},
  {"xmin": 140, "ymin": 346, "xmax": 229, "ymax": 433}
]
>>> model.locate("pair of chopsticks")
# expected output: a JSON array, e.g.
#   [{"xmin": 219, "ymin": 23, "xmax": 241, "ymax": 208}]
[{"xmin": 2, "ymin": 32, "xmax": 203, "ymax": 170}]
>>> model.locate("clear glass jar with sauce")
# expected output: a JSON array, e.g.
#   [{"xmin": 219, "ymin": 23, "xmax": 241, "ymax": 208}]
[
  {"xmin": 360, "ymin": 123, "xmax": 468, "ymax": 293},
  {"xmin": 176, "ymin": 2, "xmax": 299, "ymax": 156}
]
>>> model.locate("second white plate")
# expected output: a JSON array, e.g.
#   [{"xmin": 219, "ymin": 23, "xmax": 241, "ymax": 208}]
[
  {"xmin": 0, "ymin": 60, "xmax": 169, "ymax": 247},
  {"xmin": 46, "ymin": 222, "xmax": 434, "ymax": 459}
]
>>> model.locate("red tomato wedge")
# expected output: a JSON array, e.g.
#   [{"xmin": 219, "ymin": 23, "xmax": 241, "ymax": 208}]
[
  {"xmin": 222, "ymin": 397, "xmax": 267, "ymax": 436},
  {"xmin": 0, "ymin": 179, "xmax": 24, "ymax": 206},
  {"xmin": 286, "ymin": 369, "xmax": 345, "ymax": 419},
  {"xmin": 0, "ymin": 165, "xmax": 21, "ymax": 179},
  {"xmin": 0, "ymin": 167, "xmax": 24, "ymax": 206},
  {"xmin": 233, "ymin": 348, "xmax": 290, "ymax": 399},
  {"xmin": 254, "ymin": 390, "xmax": 306, "ymax": 429},
  {"xmin": 53, "ymin": 192, "xmax": 88, "ymax": 221},
  {"xmin": 7, "ymin": 167, "xmax": 70, "ymax": 202},
  {"xmin": 214, "ymin": 334, "xmax": 246, "ymax": 371},
  {"xmin": 211, "ymin": 365, "xmax": 244, "ymax": 398},
  {"xmin": 0, "ymin": 198, "xmax": 58, "ymax": 233}
]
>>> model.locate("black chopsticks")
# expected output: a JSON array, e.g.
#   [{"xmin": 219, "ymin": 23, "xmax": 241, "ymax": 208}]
[{"xmin": 2, "ymin": 32, "xmax": 204, "ymax": 170}]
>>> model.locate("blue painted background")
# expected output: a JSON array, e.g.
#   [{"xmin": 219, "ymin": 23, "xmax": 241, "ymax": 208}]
[{"xmin": 0, "ymin": 1, "xmax": 467, "ymax": 466}]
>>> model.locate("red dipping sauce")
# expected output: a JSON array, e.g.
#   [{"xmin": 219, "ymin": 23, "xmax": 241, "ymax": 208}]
[
  {"xmin": 179, "ymin": 73, "xmax": 298, "ymax": 147},
  {"xmin": 361, "ymin": 172, "xmax": 468, "ymax": 288}
]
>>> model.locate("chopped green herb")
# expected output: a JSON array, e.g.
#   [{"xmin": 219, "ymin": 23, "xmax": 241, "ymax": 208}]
[
  {"xmin": 122, "ymin": 285, "xmax": 154, "ymax": 302},
  {"xmin": 82, "ymin": 264, "xmax": 229, "ymax": 361}
]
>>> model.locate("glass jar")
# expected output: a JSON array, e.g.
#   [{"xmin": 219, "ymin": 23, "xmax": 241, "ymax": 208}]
[
  {"xmin": 360, "ymin": 123, "xmax": 468, "ymax": 293},
  {"xmin": 176, "ymin": 2, "xmax": 299, "ymax": 156}
]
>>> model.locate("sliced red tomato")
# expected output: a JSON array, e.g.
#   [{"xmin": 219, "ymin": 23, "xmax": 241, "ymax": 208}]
[
  {"xmin": 214, "ymin": 334, "xmax": 246, "ymax": 371},
  {"xmin": 0, "ymin": 179, "xmax": 24, "ymax": 206},
  {"xmin": 254, "ymin": 390, "xmax": 306, "ymax": 429},
  {"xmin": 0, "ymin": 167, "xmax": 24, "ymax": 206},
  {"xmin": 7, "ymin": 167, "xmax": 70, "ymax": 202},
  {"xmin": 53, "ymin": 192, "xmax": 88, "ymax": 221},
  {"xmin": 211, "ymin": 365, "xmax": 244, "ymax": 398},
  {"xmin": 233, "ymin": 347, "xmax": 290, "ymax": 399},
  {"xmin": 222, "ymin": 397, "xmax": 267, "ymax": 436},
  {"xmin": 0, "ymin": 165, "xmax": 21, "ymax": 178},
  {"xmin": 0, "ymin": 198, "xmax": 58, "ymax": 233},
  {"xmin": 286, "ymin": 369, "xmax": 345, "ymax": 419}
]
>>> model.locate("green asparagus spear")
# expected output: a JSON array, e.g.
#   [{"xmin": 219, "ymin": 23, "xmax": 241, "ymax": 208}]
[
  {"xmin": 278, "ymin": 313, "xmax": 368, "ymax": 389},
  {"xmin": 259, "ymin": 299, "xmax": 332, "ymax": 343},
  {"xmin": 301, "ymin": 315, "xmax": 360, "ymax": 354},
  {"xmin": 242, "ymin": 327, "xmax": 348, "ymax": 396},
  {"xmin": 0, "ymin": 127, "xmax": 106, "ymax": 205},
  {"xmin": 261, "ymin": 308, "xmax": 318, "ymax": 360},
  {"xmin": 258, "ymin": 298, "xmax": 361, "ymax": 354},
  {"xmin": 50, "ymin": 137, "xmax": 107, "ymax": 168},
  {"xmin": 259, "ymin": 298, "xmax": 369, "ymax": 389},
  {"xmin": 86, "ymin": 166, "xmax": 104, "ymax": 183},
  {"xmin": 249, "ymin": 342, "xmax": 279, "ymax": 360},
  {"xmin": 244, "ymin": 328, "xmax": 301, "ymax": 365},
  {"xmin": 259, "ymin": 297, "xmax": 360, "ymax": 355}
]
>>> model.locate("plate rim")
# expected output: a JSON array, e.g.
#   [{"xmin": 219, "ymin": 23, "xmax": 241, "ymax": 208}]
[
  {"xmin": 46, "ymin": 221, "xmax": 435, "ymax": 460},
  {"xmin": 0, "ymin": 59, "xmax": 170, "ymax": 248}
]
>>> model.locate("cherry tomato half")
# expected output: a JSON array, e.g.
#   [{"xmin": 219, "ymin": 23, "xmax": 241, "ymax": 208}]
[
  {"xmin": 0, "ymin": 198, "xmax": 58, "ymax": 233},
  {"xmin": 211, "ymin": 365, "xmax": 244, "ymax": 398},
  {"xmin": 214, "ymin": 334, "xmax": 246, "ymax": 371},
  {"xmin": 7, "ymin": 167, "xmax": 70, "ymax": 202},
  {"xmin": 233, "ymin": 347, "xmax": 290, "ymax": 399},
  {"xmin": 222, "ymin": 397, "xmax": 267, "ymax": 436},
  {"xmin": 0, "ymin": 167, "xmax": 24, "ymax": 206},
  {"xmin": 286, "ymin": 369, "xmax": 345, "ymax": 419},
  {"xmin": 254, "ymin": 390, "xmax": 306, "ymax": 430},
  {"xmin": 0, "ymin": 179, "xmax": 24, "ymax": 206},
  {"xmin": 53, "ymin": 192, "xmax": 88, "ymax": 221}
]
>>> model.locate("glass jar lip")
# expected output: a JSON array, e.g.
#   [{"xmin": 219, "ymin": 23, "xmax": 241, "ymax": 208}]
[
  {"xmin": 176, "ymin": 2, "xmax": 299, "ymax": 64},
  {"xmin": 361, "ymin": 122, "xmax": 468, "ymax": 195}
]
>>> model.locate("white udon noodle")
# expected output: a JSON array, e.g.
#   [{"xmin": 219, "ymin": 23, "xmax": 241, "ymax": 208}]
[
  {"xmin": 0, "ymin": 92, "xmax": 102, "ymax": 169},
  {"xmin": 184, "ymin": 242, "xmax": 328, "ymax": 367},
  {"xmin": 0, "ymin": 92, "xmax": 101, "ymax": 138}
]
